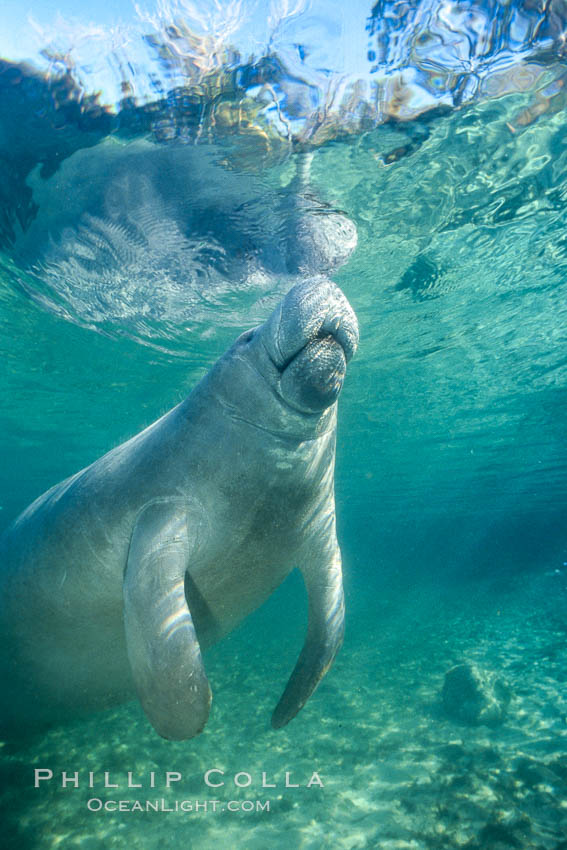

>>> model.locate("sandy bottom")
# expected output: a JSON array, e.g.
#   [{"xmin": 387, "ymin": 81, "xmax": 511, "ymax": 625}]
[{"xmin": 1, "ymin": 572, "xmax": 566, "ymax": 849}]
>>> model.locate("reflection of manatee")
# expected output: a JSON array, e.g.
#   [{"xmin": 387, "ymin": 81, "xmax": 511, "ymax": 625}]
[
  {"xmin": 284, "ymin": 151, "xmax": 358, "ymax": 276},
  {"xmin": 0, "ymin": 277, "xmax": 358, "ymax": 740},
  {"xmin": 286, "ymin": 193, "xmax": 358, "ymax": 275},
  {"xmin": 14, "ymin": 146, "xmax": 357, "ymax": 335}
]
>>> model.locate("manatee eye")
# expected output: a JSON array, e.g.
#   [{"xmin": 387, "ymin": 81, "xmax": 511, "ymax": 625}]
[{"xmin": 237, "ymin": 325, "xmax": 260, "ymax": 347}]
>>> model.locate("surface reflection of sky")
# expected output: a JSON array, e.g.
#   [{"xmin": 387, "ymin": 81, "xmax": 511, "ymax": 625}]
[
  {"xmin": 3, "ymin": 0, "xmax": 566, "ymax": 120},
  {"xmin": 0, "ymin": 0, "xmax": 369, "ymax": 79}
]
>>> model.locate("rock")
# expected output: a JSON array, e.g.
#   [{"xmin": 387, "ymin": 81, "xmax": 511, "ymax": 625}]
[{"xmin": 441, "ymin": 663, "xmax": 512, "ymax": 726}]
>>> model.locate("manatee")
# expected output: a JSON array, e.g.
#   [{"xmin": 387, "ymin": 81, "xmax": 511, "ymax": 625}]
[{"xmin": 0, "ymin": 277, "xmax": 358, "ymax": 740}]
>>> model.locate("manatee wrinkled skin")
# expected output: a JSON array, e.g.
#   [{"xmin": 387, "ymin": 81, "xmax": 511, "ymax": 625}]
[{"xmin": 0, "ymin": 277, "xmax": 358, "ymax": 741}]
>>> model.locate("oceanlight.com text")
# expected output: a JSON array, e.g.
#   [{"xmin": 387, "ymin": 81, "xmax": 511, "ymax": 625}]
[{"xmin": 86, "ymin": 798, "xmax": 270, "ymax": 813}]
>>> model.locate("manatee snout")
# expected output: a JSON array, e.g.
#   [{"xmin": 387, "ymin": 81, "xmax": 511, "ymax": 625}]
[
  {"xmin": 280, "ymin": 334, "xmax": 347, "ymax": 411},
  {"xmin": 262, "ymin": 277, "xmax": 358, "ymax": 412}
]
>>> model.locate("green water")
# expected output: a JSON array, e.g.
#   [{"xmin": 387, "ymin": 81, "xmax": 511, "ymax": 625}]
[{"xmin": 1, "ymin": 74, "xmax": 567, "ymax": 850}]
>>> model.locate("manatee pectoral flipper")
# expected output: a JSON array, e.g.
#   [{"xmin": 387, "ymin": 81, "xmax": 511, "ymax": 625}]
[
  {"xmin": 271, "ymin": 541, "xmax": 344, "ymax": 729},
  {"xmin": 123, "ymin": 501, "xmax": 211, "ymax": 740}
]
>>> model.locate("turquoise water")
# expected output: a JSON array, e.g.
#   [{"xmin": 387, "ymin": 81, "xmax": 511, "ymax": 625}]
[{"xmin": 2, "ymin": 1, "xmax": 567, "ymax": 847}]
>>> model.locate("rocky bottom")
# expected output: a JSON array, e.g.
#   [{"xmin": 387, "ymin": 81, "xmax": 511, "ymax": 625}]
[{"xmin": 1, "ymin": 570, "xmax": 566, "ymax": 850}]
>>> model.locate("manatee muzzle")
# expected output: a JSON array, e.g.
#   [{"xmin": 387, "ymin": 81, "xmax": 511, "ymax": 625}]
[
  {"xmin": 280, "ymin": 334, "xmax": 347, "ymax": 411},
  {"xmin": 262, "ymin": 277, "xmax": 358, "ymax": 413}
]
